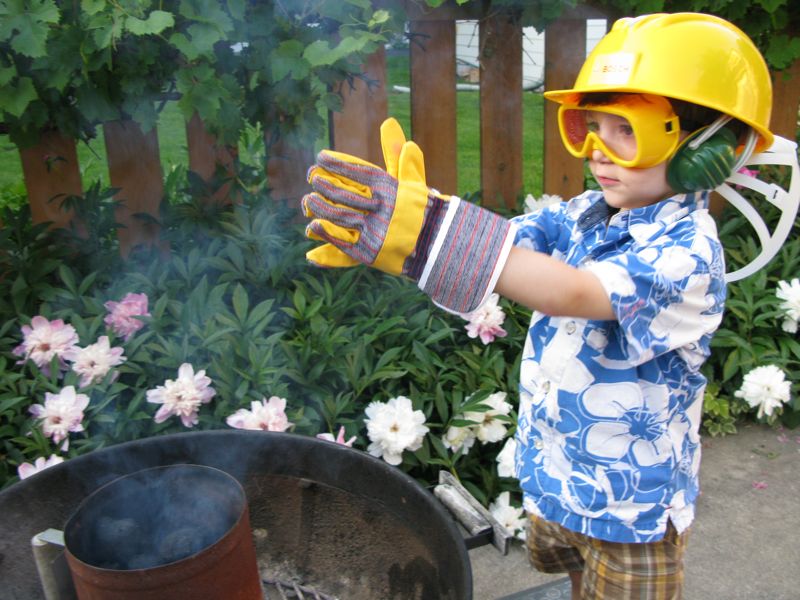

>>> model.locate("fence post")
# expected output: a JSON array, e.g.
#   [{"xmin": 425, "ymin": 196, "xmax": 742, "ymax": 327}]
[
  {"xmin": 771, "ymin": 58, "xmax": 800, "ymax": 142},
  {"xmin": 186, "ymin": 112, "xmax": 239, "ymax": 204},
  {"xmin": 265, "ymin": 135, "xmax": 313, "ymax": 210},
  {"xmin": 479, "ymin": 12, "xmax": 523, "ymax": 209},
  {"xmin": 18, "ymin": 130, "xmax": 82, "ymax": 231},
  {"xmin": 543, "ymin": 18, "xmax": 586, "ymax": 201},
  {"xmin": 409, "ymin": 17, "xmax": 458, "ymax": 194},
  {"xmin": 103, "ymin": 120, "xmax": 165, "ymax": 257},
  {"xmin": 331, "ymin": 47, "xmax": 389, "ymax": 167}
]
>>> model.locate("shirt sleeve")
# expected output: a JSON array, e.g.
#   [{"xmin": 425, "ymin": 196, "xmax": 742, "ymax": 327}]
[
  {"xmin": 511, "ymin": 202, "xmax": 571, "ymax": 256},
  {"xmin": 584, "ymin": 215, "xmax": 726, "ymax": 369}
]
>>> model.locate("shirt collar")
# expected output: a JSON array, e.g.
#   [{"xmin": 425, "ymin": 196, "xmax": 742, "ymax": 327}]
[{"xmin": 593, "ymin": 191, "xmax": 709, "ymax": 243}]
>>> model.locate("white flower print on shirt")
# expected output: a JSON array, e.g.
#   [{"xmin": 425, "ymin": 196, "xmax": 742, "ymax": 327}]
[{"xmin": 582, "ymin": 381, "xmax": 673, "ymax": 467}]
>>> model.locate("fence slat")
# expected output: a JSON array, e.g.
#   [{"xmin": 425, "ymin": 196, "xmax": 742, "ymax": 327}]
[
  {"xmin": 543, "ymin": 18, "xmax": 585, "ymax": 201},
  {"xmin": 479, "ymin": 13, "xmax": 523, "ymax": 209},
  {"xmin": 771, "ymin": 58, "xmax": 800, "ymax": 141},
  {"xmin": 186, "ymin": 112, "xmax": 238, "ymax": 204},
  {"xmin": 103, "ymin": 120, "xmax": 164, "ymax": 257},
  {"xmin": 331, "ymin": 48, "xmax": 388, "ymax": 167},
  {"xmin": 265, "ymin": 136, "xmax": 313, "ymax": 208},
  {"xmin": 410, "ymin": 18, "xmax": 457, "ymax": 194},
  {"xmin": 19, "ymin": 131, "xmax": 82, "ymax": 230}
]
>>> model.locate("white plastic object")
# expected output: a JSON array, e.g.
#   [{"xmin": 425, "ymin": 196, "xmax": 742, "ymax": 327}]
[{"xmin": 714, "ymin": 135, "xmax": 800, "ymax": 282}]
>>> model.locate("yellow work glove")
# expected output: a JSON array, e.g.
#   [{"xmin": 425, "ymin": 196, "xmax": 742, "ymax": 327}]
[
  {"xmin": 301, "ymin": 118, "xmax": 515, "ymax": 314},
  {"xmin": 302, "ymin": 118, "xmax": 446, "ymax": 275}
]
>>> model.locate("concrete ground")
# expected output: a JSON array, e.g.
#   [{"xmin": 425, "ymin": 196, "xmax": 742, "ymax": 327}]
[{"xmin": 470, "ymin": 423, "xmax": 800, "ymax": 600}]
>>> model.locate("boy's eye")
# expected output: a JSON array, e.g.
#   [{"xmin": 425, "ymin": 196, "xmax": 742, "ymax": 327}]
[
  {"xmin": 586, "ymin": 121, "xmax": 599, "ymax": 133},
  {"xmin": 620, "ymin": 124, "xmax": 634, "ymax": 136}
]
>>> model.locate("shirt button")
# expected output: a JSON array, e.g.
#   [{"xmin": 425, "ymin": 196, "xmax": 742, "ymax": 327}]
[
  {"xmin": 542, "ymin": 381, "xmax": 551, "ymax": 393},
  {"xmin": 565, "ymin": 321, "xmax": 577, "ymax": 334},
  {"xmin": 533, "ymin": 437, "xmax": 544, "ymax": 450}
]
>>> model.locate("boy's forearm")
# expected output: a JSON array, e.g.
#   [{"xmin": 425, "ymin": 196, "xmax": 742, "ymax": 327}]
[{"xmin": 495, "ymin": 246, "xmax": 615, "ymax": 320}]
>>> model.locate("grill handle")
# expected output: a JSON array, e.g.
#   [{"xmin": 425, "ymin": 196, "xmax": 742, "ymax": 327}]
[{"xmin": 433, "ymin": 471, "xmax": 512, "ymax": 555}]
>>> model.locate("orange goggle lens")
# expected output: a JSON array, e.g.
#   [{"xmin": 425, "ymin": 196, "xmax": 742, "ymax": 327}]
[{"xmin": 557, "ymin": 94, "xmax": 681, "ymax": 168}]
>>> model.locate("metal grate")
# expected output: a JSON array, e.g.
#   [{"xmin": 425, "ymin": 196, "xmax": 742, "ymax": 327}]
[{"xmin": 262, "ymin": 577, "xmax": 338, "ymax": 600}]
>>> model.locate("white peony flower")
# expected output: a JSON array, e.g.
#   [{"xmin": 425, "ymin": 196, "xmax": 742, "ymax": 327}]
[
  {"xmin": 489, "ymin": 491, "xmax": 526, "ymax": 540},
  {"xmin": 496, "ymin": 437, "xmax": 517, "ymax": 478},
  {"xmin": 364, "ymin": 396, "xmax": 429, "ymax": 466},
  {"xmin": 226, "ymin": 396, "xmax": 293, "ymax": 432},
  {"xmin": 29, "ymin": 386, "xmax": 90, "ymax": 450},
  {"xmin": 463, "ymin": 293, "xmax": 507, "ymax": 344},
  {"xmin": 18, "ymin": 455, "xmax": 64, "ymax": 480},
  {"xmin": 776, "ymin": 279, "xmax": 800, "ymax": 333},
  {"xmin": 146, "ymin": 363, "xmax": 216, "ymax": 428},
  {"xmin": 64, "ymin": 336, "xmax": 126, "ymax": 387},
  {"xmin": 523, "ymin": 193, "xmax": 562, "ymax": 213},
  {"xmin": 734, "ymin": 365, "xmax": 791, "ymax": 419},
  {"xmin": 442, "ymin": 424, "xmax": 477, "ymax": 455},
  {"xmin": 464, "ymin": 392, "xmax": 513, "ymax": 444}
]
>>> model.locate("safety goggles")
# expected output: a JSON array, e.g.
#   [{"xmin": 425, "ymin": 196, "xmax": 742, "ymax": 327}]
[{"xmin": 557, "ymin": 93, "xmax": 681, "ymax": 168}]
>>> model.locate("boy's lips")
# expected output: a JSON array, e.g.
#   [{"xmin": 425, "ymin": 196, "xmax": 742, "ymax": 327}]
[{"xmin": 595, "ymin": 175, "xmax": 619, "ymax": 187}]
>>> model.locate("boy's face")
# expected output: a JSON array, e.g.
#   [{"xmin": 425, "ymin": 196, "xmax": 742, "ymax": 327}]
[{"xmin": 584, "ymin": 110, "xmax": 675, "ymax": 210}]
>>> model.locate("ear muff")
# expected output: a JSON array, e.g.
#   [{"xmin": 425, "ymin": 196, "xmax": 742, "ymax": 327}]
[{"xmin": 666, "ymin": 126, "xmax": 737, "ymax": 193}]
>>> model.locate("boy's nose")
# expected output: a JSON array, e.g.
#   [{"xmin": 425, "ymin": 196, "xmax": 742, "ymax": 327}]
[{"xmin": 590, "ymin": 147, "xmax": 611, "ymax": 163}]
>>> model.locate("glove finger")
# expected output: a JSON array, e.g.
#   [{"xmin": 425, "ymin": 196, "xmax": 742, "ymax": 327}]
[
  {"xmin": 308, "ymin": 164, "xmax": 372, "ymax": 199},
  {"xmin": 397, "ymin": 141, "xmax": 427, "ymax": 186},
  {"xmin": 316, "ymin": 149, "xmax": 393, "ymax": 191},
  {"xmin": 308, "ymin": 167, "xmax": 381, "ymax": 212},
  {"xmin": 302, "ymin": 192, "xmax": 367, "ymax": 230},
  {"xmin": 305, "ymin": 219, "xmax": 375, "ymax": 266},
  {"xmin": 306, "ymin": 244, "xmax": 360, "ymax": 268},
  {"xmin": 305, "ymin": 218, "xmax": 360, "ymax": 246},
  {"xmin": 380, "ymin": 118, "xmax": 407, "ymax": 178}
]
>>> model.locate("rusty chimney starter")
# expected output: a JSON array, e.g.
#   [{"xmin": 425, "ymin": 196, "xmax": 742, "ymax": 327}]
[{"xmin": 63, "ymin": 464, "xmax": 263, "ymax": 600}]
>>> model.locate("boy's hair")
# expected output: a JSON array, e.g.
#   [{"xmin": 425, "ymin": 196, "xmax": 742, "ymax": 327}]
[{"xmin": 578, "ymin": 92, "xmax": 748, "ymax": 139}]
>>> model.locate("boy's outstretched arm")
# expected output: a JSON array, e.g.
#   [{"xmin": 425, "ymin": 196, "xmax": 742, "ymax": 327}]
[{"xmin": 496, "ymin": 246, "xmax": 614, "ymax": 320}]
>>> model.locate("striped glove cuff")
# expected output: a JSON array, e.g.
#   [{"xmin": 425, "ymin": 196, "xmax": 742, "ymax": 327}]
[{"xmin": 417, "ymin": 197, "xmax": 516, "ymax": 314}]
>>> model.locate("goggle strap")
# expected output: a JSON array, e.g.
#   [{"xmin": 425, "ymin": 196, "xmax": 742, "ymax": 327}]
[{"xmin": 688, "ymin": 114, "xmax": 732, "ymax": 150}]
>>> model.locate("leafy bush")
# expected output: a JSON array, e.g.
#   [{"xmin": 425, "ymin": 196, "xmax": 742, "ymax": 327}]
[
  {"xmin": 701, "ymin": 164, "xmax": 800, "ymax": 434},
  {"xmin": 0, "ymin": 170, "xmax": 530, "ymax": 512}
]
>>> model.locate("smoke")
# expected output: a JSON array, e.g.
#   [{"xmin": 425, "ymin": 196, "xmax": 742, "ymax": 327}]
[{"xmin": 65, "ymin": 464, "xmax": 243, "ymax": 570}]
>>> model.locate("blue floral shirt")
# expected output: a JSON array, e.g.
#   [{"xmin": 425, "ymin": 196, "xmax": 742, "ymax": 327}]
[{"xmin": 510, "ymin": 189, "xmax": 726, "ymax": 543}]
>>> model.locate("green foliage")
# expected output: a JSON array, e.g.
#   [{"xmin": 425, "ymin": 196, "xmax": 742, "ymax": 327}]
[
  {"xmin": 0, "ymin": 0, "xmax": 401, "ymax": 147},
  {"xmin": 701, "ymin": 164, "xmax": 800, "ymax": 433},
  {"xmin": 0, "ymin": 167, "xmax": 529, "ymax": 498}
]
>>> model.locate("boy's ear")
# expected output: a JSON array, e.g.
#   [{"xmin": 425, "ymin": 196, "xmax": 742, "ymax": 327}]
[{"xmin": 666, "ymin": 127, "xmax": 737, "ymax": 193}]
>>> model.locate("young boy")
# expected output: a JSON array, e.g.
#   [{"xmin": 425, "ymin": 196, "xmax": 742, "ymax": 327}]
[{"xmin": 301, "ymin": 12, "xmax": 777, "ymax": 599}]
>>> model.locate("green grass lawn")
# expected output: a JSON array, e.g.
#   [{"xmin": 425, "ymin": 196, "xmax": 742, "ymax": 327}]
[{"xmin": 0, "ymin": 52, "xmax": 544, "ymax": 206}]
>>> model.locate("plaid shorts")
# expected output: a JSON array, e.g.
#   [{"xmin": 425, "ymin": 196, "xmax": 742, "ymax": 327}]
[{"xmin": 526, "ymin": 513, "xmax": 689, "ymax": 600}]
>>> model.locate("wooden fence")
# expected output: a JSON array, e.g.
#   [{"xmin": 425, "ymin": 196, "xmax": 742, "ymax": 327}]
[{"xmin": 14, "ymin": 4, "xmax": 800, "ymax": 256}]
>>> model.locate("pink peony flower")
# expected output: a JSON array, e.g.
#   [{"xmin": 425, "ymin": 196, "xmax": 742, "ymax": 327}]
[
  {"xmin": 226, "ymin": 396, "xmax": 293, "ymax": 432},
  {"xmin": 29, "ymin": 386, "xmax": 90, "ymax": 450},
  {"xmin": 463, "ymin": 293, "xmax": 508, "ymax": 344},
  {"xmin": 64, "ymin": 336, "xmax": 126, "ymax": 387},
  {"xmin": 316, "ymin": 426, "xmax": 356, "ymax": 447},
  {"xmin": 13, "ymin": 316, "xmax": 79, "ymax": 375},
  {"xmin": 146, "ymin": 363, "xmax": 216, "ymax": 428},
  {"xmin": 104, "ymin": 293, "xmax": 150, "ymax": 341},
  {"xmin": 18, "ymin": 454, "xmax": 64, "ymax": 480}
]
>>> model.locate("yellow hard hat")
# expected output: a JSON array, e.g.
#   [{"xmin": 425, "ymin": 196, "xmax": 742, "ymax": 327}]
[{"xmin": 544, "ymin": 13, "xmax": 774, "ymax": 152}]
